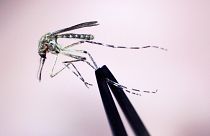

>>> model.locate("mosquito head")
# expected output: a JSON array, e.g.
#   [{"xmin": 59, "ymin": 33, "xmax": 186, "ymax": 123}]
[
  {"xmin": 38, "ymin": 33, "xmax": 53, "ymax": 58},
  {"xmin": 37, "ymin": 33, "xmax": 52, "ymax": 81}
]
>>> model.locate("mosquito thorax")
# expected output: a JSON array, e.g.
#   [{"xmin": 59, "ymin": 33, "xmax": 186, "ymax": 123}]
[{"xmin": 38, "ymin": 33, "xmax": 60, "ymax": 57}]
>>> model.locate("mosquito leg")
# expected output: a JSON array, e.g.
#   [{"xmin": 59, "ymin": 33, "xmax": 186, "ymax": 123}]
[
  {"xmin": 50, "ymin": 58, "xmax": 82, "ymax": 78},
  {"xmin": 63, "ymin": 41, "xmax": 85, "ymax": 50},
  {"xmin": 84, "ymin": 41, "xmax": 167, "ymax": 51},
  {"xmin": 72, "ymin": 49, "xmax": 98, "ymax": 69},
  {"xmin": 50, "ymin": 55, "xmax": 58, "ymax": 77},
  {"xmin": 85, "ymin": 51, "xmax": 98, "ymax": 69},
  {"xmin": 49, "ymin": 55, "xmax": 92, "ymax": 88},
  {"xmin": 61, "ymin": 51, "xmax": 97, "ymax": 70},
  {"xmin": 63, "ymin": 61, "xmax": 93, "ymax": 88},
  {"xmin": 106, "ymin": 78, "xmax": 158, "ymax": 96},
  {"xmin": 61, "ymin": 40, "xmax": 98, "ymax": 69}
]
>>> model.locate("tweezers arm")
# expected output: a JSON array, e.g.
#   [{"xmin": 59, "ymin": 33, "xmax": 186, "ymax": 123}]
[
  {"xmin": 96, "ymin": 65, "xmax": 150, "ymax": 136},
  {"xmin": 95, "ymin": 67, "xmax": 127, "ymax": 136}
]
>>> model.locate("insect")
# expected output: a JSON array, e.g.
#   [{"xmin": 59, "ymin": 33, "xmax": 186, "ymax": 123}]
[{"xmin": 38, "ymin": 21, "xmax": 167, "ymax": 96}]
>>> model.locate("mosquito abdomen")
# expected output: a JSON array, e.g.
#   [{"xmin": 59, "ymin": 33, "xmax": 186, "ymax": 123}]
[{"xmin": 57, "ymin": 33, "xmax": 94, "ymax": 40}]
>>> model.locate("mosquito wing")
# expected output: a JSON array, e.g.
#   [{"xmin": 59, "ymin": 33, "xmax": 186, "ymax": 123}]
[{"xmin": 51, "ymin": 21, "xmax": 99, "ymax": 35}]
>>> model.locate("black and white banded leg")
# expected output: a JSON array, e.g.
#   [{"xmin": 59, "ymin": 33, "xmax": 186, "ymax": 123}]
[
  {"xmin": 62, "ymin": 41, "xmax": 98, "ymax": 69},
  {"xmin": 63, "ymin": 40, "xmax": 167, "ymax": 51},
  {"xmin": 84, "ymin": 41, "xmax": 167, "ymax": 51},
  {"xmin": 63, "ymin": 41, "xmax": 85, "ymax": 50},
  {"xmin": 63, "ymin": 61, "xmax": 93, "ymax": 88},
  {"xmin": 61, "ymin": 51, "xmax": 97, "ymax": 70},
  {"xmin": 69, "ymin": 49, "xmax": 158, "ymax": 96},
  {"xmin": 50, "ymin": 56, "xmax": 92, "ymax": 88},
  {"xmin": 61, "ymin": 41, "xmax": 161, "ymax": 94},
  {"xmin": 50, "ymin": 55, "xmax": 81, "ymax": 78},
  {"xmin": 72, "ymin": 49, "xmax": 98, "ymax": 69},
  {"xmin": 106, "ymin": 78, "xmax": 158, "ymax": 96}
]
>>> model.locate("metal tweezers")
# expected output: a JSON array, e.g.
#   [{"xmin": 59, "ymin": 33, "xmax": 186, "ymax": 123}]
[{"xmin": 95, "ymin": 65, "xmax": 150, "ymax": 136}]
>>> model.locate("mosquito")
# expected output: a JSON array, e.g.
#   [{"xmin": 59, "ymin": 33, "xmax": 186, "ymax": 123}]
[{"xmin": 37, "ymin": 21, "xmax": 167, "ymax": 96}]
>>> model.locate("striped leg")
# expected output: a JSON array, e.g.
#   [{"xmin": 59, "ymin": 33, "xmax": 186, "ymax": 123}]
[
  {"xmin": 71, "ymin": 50, "xmax": 157, "ymax": 96},
  {"xmin": 50, "ymin": 57, "xmax": 92, "ymax": 88},
  {"xmin": 61, "ymin": 41, "xmax": 98, "ymax": 69},
  {"xmin": 62, "ymin": 39, "xmax": 167, "ymax": 51},
  {"xmin": 63, "ymin": 41, "xmax": 85, "ymax": 50},
  {"xmin": 85, "ymin": 41, "xmax": 167, "ymax": 51},
  {"xmin": 63, "ymin": 61, "xmax": 93, "ymax": 88},
  {"xmin": 106, "ymin": 78, "xmax": 158, "ymax": 96},
  {"xmin": 62, "ymin": 51, "xmax": 97, "ymax": 70},
  {"xmin": 72, "ymin": 49, "xmax": 98, "ymax": 69},
  {"xmin": 50, "ymin": 55, "xmax": 83, "ymax": 78}
]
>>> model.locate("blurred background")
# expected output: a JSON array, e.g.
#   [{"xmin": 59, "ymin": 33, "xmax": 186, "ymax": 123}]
[{"xmin": 0, "ymin": 0, "xmax": 210, "ymax": 135}]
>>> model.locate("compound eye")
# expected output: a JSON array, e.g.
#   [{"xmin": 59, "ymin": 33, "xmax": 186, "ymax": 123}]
[{"xmin": 40, "ymin": 44, "xmax": 49, "ymax": 52}]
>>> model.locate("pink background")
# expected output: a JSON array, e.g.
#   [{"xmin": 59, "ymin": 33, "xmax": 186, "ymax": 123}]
[{"xmin": 0, "ymin": 0, "xmax": 210, "ymax": 135}]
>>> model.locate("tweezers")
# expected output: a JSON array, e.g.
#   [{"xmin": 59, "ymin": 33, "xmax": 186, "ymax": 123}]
[{"xmin": 95, "ymin": 65, "xmax": 150, "ymax": 136}]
